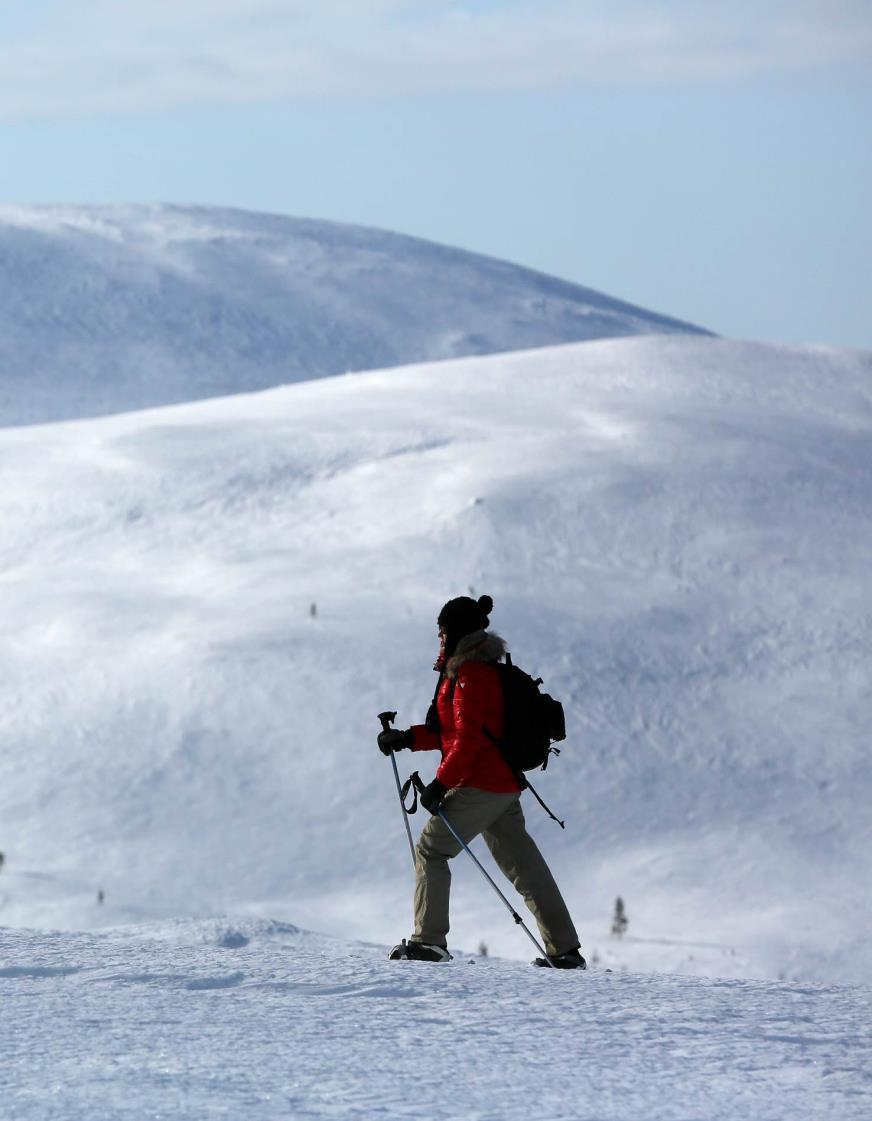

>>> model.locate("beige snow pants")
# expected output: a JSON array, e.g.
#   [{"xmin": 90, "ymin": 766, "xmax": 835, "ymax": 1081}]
[{"xmin": 412, "ymin": 786, "xmax": 579, "ymax": 956}]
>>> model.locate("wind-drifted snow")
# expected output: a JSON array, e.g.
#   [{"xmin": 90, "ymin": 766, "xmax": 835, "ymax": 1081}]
[
  {"xmin": 1, "ymin": 334, "xmax": 870, "ymax": 997},
  {"xmin": 0, "ymin": 204, "xmax": 708, "ymax": 427},
  {"xmin": 2, "ymin": 919, "xmax": 870, "ymax": 1121}
]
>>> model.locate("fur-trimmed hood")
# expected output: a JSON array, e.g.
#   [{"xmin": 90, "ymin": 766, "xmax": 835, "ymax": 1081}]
[{"xmin": 445, "ymin": 629, "xmax": 507, "ymax": 679}]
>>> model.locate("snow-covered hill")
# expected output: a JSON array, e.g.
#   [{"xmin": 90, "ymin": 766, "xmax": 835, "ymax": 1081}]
[
  {"xmin": 1, "ymin": 334, "xmax": 870, "ymax": 988},
  {"xmin": 2, "ymin": 919, "xmax": 869, "ymax": 1121},
  {"xmin": 0, "ymin": 204, "xmax": 707, "ymax": 426}
]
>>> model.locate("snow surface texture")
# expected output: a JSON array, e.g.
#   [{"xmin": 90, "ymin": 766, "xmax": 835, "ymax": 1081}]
[
  {"xmin": 0, "ymin": 204, "xmax": 707, "ymax": 427},
  {"xmin": 1, "ymin": 334, "xmax": 870, "ymax": 992},
  {"xmin": 2, "ymin": 919, "xmax": 870, "ymax": 1121}
]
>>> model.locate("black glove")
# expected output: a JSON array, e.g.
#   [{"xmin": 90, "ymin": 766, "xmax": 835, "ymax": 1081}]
[
  {"xmin": 378, "ymin": 728, "xmax": 413, "ymax": 755},
  {"xmin": 420, "ymin": 778, "xmax": 447, "ymax": 814}
]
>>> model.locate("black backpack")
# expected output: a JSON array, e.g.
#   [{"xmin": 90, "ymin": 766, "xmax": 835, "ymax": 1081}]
[
  {"xmin": 485, "ymin": 654, "xmax": 568, "ymax": 828},
  {"xmin": 484, "ymin": 654, "xmax": 566, "ymax": 772},
  {"xmin": 425, "ymin": 652, "xmax": 568, "ymax": 827}
]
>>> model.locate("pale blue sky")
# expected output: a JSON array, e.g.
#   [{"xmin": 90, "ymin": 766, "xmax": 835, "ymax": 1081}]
[{"xmin": 1, "ymin": 1, "xmax": 870, "ymax": 348}]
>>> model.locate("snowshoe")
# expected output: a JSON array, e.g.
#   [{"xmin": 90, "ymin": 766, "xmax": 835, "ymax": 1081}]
[
  {"xmin": 533, "ymin": 947, "xmax": 587, "ymax": 970},
  {"xmin": 389, "ymin": 939, "xmax": 453, "ymax": 962}
]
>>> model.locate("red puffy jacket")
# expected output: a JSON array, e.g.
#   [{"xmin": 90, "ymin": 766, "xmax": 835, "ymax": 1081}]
[{"xmin": 411, "ymin": 657, "xmax": 521, "ymax": 794}]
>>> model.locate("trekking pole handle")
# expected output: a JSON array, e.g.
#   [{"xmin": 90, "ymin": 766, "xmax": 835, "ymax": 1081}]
[
  {"xmin": 377, "ymin": 711, "xmax": 417, "ymax": 870},
  {"xmin": 378, "ymin": 710, "xmax": 397, "ymax": 733}
]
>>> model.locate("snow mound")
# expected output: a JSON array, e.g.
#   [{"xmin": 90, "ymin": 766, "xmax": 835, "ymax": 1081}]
[
  {"xmin": 1, "ymin": 334, "xmax": 870, "ymax": 988},
  {"xmin": 113, "ymin": 916, "xmax": 308, "ymax": 948},
  {"xmin": 0, "ymin": 203, "xmax": 708, "ymax": 426}
]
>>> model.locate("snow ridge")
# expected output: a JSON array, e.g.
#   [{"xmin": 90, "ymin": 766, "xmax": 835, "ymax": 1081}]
[{"xmin": 0, "ymin": 204, "xmax": 708, "ymax": 426}]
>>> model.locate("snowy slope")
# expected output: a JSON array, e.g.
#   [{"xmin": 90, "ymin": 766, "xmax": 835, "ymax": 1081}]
[
  {"xmin": 0, "ymin": 204, "xmax": 708, "ymax": 426},
  {"xmin": 1, "ymin": 335, "xmax": 871, "ymax": 987},
  {"xmin": 2, "ymin": 919, "xmax": 870, "ymax": 1121}
]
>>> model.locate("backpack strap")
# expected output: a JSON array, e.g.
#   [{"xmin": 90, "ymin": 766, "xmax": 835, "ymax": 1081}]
[
  {"xmin": 521, "ymin": 774, "xmax": 566, "ymax": 829},
  {"xmin": 425, "ymin": 672, "xmax": 445, "ymax": 734}
]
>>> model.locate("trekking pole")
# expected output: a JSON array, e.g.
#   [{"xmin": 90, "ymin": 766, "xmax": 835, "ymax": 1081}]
[
  {"xmin": 435, "ymin": 803, "xmax": 555, "ymax": 968},
  {"xmin": 378, "ymin": 711, "xmax": 417, "ymax": 870}
]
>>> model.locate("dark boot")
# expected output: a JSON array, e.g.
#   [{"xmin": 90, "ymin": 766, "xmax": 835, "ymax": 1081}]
[
  {"xmin": 534, "ymin": 946, "xmax": 587, "ymax": 969},
  {"xmin": 389, "ymin": 939, "xmax": 453, "ymax": 962}
]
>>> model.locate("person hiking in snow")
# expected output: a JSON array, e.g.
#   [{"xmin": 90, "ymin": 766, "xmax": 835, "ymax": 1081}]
[{"xmin": 378, "ymin": 594, "xmax": 586, "ymax": 968}]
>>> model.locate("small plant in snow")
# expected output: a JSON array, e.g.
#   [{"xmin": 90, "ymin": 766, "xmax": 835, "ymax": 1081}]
[{"xmin": 611, "ymin": 896, "xmax": 629, "ymax": 938}]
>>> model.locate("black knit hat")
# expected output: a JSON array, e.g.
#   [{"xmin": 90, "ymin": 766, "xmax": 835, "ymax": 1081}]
[{"xmin": 438, "ymin": 594, "xmax": 493, "ymax": 651}]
